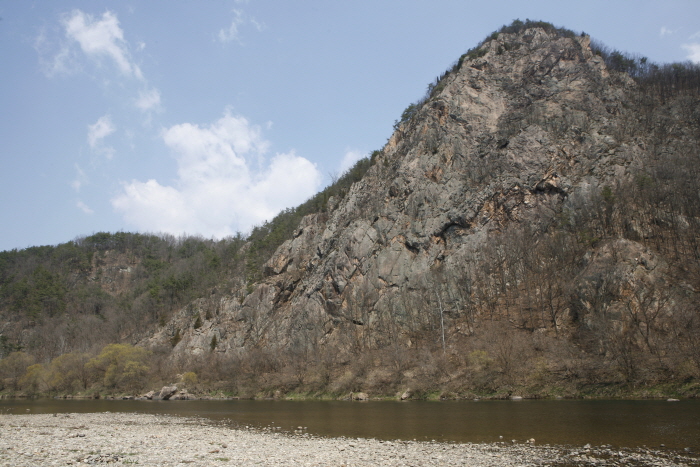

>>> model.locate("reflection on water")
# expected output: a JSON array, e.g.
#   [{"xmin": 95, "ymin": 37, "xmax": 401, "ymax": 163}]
[{"xmin": 1, "ymin": 398, "xmax": 698, "ymax": 450}]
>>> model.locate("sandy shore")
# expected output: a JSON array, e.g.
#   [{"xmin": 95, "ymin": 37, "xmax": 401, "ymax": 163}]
[{"xmin": 0, "ymin": 412, "xmax": 696, "ymax": 466}]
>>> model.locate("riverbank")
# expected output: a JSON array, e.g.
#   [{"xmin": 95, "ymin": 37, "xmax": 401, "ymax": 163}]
[
  {"xmin": 2, "ymin": 377, "xmax": 699, "ymax": 402},
  {"xmin": 0, "ymin": 412, "xmax": 697, "ymax": 466},
  {"xmin": 3, "ymin": 380, "xmax": 700, "ymax": 402}
]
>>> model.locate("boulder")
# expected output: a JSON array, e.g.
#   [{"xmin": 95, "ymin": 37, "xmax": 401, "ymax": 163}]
[
  {"xmin": 352, "ymin": 392, "xmax": 369, "ymax": 401},
  {"xmin": 171, "ymin": 389, "xmax": 192, "ymax": 400},
  {"xmin": 400, "ymin": 389, "xmax": 413, "ymax": 401},
  {"xmin": 158, "ymin": 385, "xmax": 178, "ymax": 400}
]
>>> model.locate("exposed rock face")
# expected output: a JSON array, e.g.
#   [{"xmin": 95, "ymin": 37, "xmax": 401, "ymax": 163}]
[
  {"xmin": 144, "ymin": 27, "xmax": 698, "ymax": 362},
  {"xmin": 158, "ymin": 385, "xmax": 178, "ymax": 400}
]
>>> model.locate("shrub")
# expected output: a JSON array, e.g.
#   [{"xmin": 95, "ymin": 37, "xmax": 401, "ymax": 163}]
[
  {"xmin": 182, "ymin": 371, "xmax": 198, "ymax": 387},
  {"xmin": 87, "ymin": 344, "xmax": 151, "ymax": 392},
  {"xmin": 0, "ymin": 351, "xmax": 34, "ymax": 391}
]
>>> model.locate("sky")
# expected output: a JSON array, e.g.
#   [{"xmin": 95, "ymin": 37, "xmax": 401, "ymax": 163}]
[{"xmin": 1, "ymin": 1, "xmax": 699, "ymax": 252}]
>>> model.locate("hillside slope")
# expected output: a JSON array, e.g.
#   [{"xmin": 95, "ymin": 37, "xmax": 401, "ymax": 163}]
[{"xmin": 3, "ymin": 21, "xmax": 700, "ymax": 398}]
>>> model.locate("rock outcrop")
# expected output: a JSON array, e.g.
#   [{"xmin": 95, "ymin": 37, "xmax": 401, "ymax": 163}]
[
  {"xmin": 157, "ymin": 385, "xmax": 178, "ymax": 400},
  {"xmin": 144, "ymin": 25, "xmax": 699, "ymax": 372}
]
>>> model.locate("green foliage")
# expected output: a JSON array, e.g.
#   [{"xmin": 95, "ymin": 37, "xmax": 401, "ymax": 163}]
[
  {"xmin": 0, "ymin": 351, "xmax": 34, "ymax": 391},
  {"xmin": 601, "ymin": 185, "xmax": 615, "ymax": 204},
  {"xmin": 497, "ymin": 18, "xmax": 576, "ymax": 39},
  {"xmin": 0, "ymin": 231, "xmax": 248, "ymax": 348},
  {"xmin": 182, "ymin": 371, "xmax": 198, "ymax": 386},
  {"xmin": 47, "ymin": 352, "xmax": 91, "ymax": 391},
  {"xmin": 0, "ymin": 335, "xmax": 22, "ymax": 358},
  {"xmin": 210, "ymin": 335, "xmax": 218, "ymax": 351},
  {"xmin": 466, "ymin": 47, "xmax": 488, "ymax": 60},
  {"xmin": 86, "ymin": 343, "xmax": 150, "ymax": 392},
  {"xmin": 19, "ymin": 363, "xmax": 47, "ymax": 393},
  {"xmin": 193, "ymin": 313, "xmax": 202, "ymax": 329},
  {"xmin": 170, "ymin": 329, "xmax": 182, "ymax": 347},
  {"xmin": 591, "ymin": 38, "xmax": 700, "ymax": 98},
  {"xmin": 394, "ymin": 103, "xmax": 421, "ymax": 130},
  {"xmin": 1, "ymin": 265, "xmax": 66, "ymax": 319}
]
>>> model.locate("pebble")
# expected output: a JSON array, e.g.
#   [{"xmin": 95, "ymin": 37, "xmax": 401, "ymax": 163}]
[{"xmin": 0, "ymin": 413, "xmax": 696, "ymax": 466}]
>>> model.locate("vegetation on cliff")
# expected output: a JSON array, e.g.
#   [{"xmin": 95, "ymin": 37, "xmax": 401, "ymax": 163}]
[{"xmin": 2, "ymin": 20, "xmax": 700, "ymax": 400}]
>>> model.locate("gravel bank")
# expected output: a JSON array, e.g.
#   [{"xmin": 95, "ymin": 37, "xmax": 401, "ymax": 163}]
[{"xmin": 0, "ymin": 412, "xmax": 696, "ymax": 466}]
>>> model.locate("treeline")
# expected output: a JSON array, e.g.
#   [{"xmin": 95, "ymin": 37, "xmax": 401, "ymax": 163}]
[
  {"xmin": 0, "ymin": 232, "xmax": 247, "ymax": 361},
  {"xmin": 590, "ymin": 39, "xmax": 700, "ymax": 102},
  {"xmin": 0, "ymin": 344, "xmax": 151, "ymax": 395},
  {"xmin": 0, "ymin": 155, "xmax": 378, "ymax": 362}
]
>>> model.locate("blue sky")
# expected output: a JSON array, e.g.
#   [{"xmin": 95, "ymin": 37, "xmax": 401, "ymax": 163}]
[{"xmin": 1, "ymin": 1, "xmax": 699, "ymax": 252}]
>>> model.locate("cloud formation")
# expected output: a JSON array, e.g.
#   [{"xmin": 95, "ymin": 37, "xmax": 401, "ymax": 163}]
[
  {"xmin": 659, "ymin": 26, "xmax": 677, "ymax": 38},
  {"xmin": 217, "ymin": 9, "xmax": 263, "ymax": 43},
  {"xmin": 87, "ymin": 115, "xmax": 116, "ymax": 158},
  {"xmin": 88, "ymin": 115, "xmax": 115, "ymax": 147},
  {"xmin": 682, "ymin": 43, "xmax": 700, "ymax": 63},
  {"xmin": 37, "ymin": 9, "xmax": 162, "ymax": 113},
  {"xmin": 136, "ymin": 87, "xmax": 161, "ymax": 112},
  {"xmin": 76, "ymin": 201, "xmax": 94, "ymax": 215},
  {"xmin": 112, "ymin": 112, "xmax": 322, "ymax": 237},
  {"xmin": 71, "ymin": 164, "xmax": 88, "ymax": 192},
  {"xmin": 64, "ymin": 10, "xmax": 143, "ymax": 79}
]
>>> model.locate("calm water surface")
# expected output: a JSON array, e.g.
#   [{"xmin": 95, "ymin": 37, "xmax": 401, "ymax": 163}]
[{"xmin": 1, "ymin": 399, "xmax": 698, "ymax": 451}]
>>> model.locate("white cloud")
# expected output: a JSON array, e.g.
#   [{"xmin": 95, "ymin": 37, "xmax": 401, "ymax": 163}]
[
  {"xmin": 87, "ymin": 115, "xmax": 115, "ymax": 147},
  {"xmin": 112, "ymin": 112, "xmax": 322, "ymax": 237},
  {"xmin": 660, "ymin": 26, "xmax": 677, "ymax": 38},
  {"xmin": 63, "ymin": 10, "xmax": 143, "ymax": 79},
  {"xmin": 339, "ymin": 149, "xmax": 366, "ymax": 174},
  {"xmin": 76, "ymin": 200, "xmax": 94, "ymax": 215},
  {"xmin": 136, "ymin": 87, "xmax": 161, "ymax": 112},
  {"xmin": 218, "ymin": 9, "xmax": 244, "ymax": 43},
  {"xmin": 250, "ymin": 18, "xmax": 265, "ymax": 32},
  {"xmin": 217, "ymin": 9, "xmax": 263, "ymax": 43},
  {"xmin": 39, "ymin": 10, "xmax": 161, "ymax": 114},
  {"xmin": 35, "ymin": 30, "xmax": 79, "ymax": 77},
  {"xmin": 690, "ymin": 31, "xmax": 700, "ymax": 40},
  {"xmin": 88, "ymin": 115, "xmax": 116, "ymax": 159},
  {"xmin": 88, "ymin": 115, "xmax": 115, "ymax": 147},
  {"xmin": 71, "ymin": 164, "xmax": 88, "ymax": 192},
  {"xmin": 682, "ymin": 43, "xmax": 700, "ymax": 63}
]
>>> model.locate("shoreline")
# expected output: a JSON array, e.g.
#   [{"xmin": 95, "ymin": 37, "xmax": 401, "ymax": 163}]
[{"xmin": 0, "ymin": 412, "xmax": 697, "ymax": 466}]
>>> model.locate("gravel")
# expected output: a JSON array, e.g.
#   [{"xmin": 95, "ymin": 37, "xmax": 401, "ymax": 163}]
[{"xmin": 0, "ymin": 412, "xmax": 696, "ymax": 466}]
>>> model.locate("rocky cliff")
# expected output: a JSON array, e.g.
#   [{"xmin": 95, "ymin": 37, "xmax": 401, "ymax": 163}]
[{"xmin": 147, "ymin": 21, "xmax": 700, "ymax": 396}]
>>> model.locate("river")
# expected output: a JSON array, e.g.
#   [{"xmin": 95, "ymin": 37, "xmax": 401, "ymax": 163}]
[{"xmin": 1, "ymin": 399, "xmax": 698, "ymax": 452}]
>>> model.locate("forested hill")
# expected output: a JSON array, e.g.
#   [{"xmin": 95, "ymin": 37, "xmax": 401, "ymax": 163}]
[
  {"xmin": 0, "ymin": 156, "xmax": 375, "ymax": 360},
  {"xmin": 2, "ymin": 20, "xmax": 700, "ymax": 400}
]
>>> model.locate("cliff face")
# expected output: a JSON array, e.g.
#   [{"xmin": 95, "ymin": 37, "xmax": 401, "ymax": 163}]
[{"xmin": 147, "ymin": 26, "xmax": 699, "ymax": 388}]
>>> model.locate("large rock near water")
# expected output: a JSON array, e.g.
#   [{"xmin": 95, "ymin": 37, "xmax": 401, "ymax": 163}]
[{"xmin": 158, "ymin": 386, "xmax": 178, "ymax": 400}]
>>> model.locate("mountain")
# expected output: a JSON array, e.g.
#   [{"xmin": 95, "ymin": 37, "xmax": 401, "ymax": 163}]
[{"xmin": 2, "ymin": 20, "xmax": 700, "ymax": 398}]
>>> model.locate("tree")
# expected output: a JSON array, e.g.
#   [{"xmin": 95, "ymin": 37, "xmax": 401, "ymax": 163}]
[
  {"xmin": 86, "ymin": 344, "xmax": 151, "ymax": 392},
  {"xmin": 0, "ymin": 351, "xmax": 35, "ymax": 391},
  {"xmin": 20, "ymin": 363, "xmax": 48, "ymax": 394},
  {"xmin": 48, "ymin": 352, "xmax": 92, "ymax": 392}
]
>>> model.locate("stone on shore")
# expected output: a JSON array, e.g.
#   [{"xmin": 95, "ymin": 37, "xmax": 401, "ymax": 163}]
[
  {"xmin": 158, "ymin": 385, "xmax": 178, "ymax": 400},
  {"xmin": 0, "ymin": 412, "xmax": 693, "ymax": 467}
]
